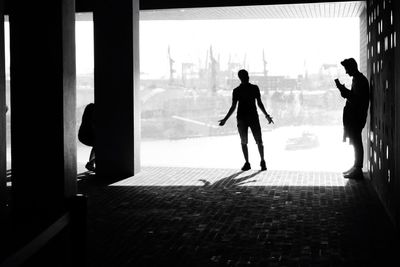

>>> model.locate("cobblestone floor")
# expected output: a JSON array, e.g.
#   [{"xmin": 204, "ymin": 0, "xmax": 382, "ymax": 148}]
[{"xmin": 78, "ymin": 167, "xmax": 400, "ymax": 267}]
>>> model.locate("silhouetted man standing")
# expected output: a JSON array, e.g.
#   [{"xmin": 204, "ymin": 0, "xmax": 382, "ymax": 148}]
[
  {"xmin": 219, "ymin": 69, "xmax": 273, "ymax": 171},
  {"xmin": 335, "ymin": 58, "xmax": 369, "ymax": 179}
]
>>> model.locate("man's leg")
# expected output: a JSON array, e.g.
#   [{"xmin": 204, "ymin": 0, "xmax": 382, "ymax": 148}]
[
  {"xmin": 89, "ymin": 147, "xmax": 95, "ymax": 162},
  {"xmin": 85, "ymin": 147, "xmax": 96, "ymax": 172},
  {"xmin": 250, "ymin": 120, "xmax": 266, "ymax": 170},
  {"xmin": 238, "ymin": 120, "xmax": 251, "ymax": 170},
  {"xmin": 241, "ymin": 144, "xmax": 249, "ymax": 163},
  {"xmin": 257, "ymin": 144, "xmax": 267, "ymax": 171},
  {"xmin": 344, "ymin": 129, "xmax": 363, "ymax": 179},
  {"xmin": 352, "ymin": 130, "xmax": 364, "ymax": 169},
  {"xmin": 257, "ymin": 144, "xmax": 264, "ymax": 161}
]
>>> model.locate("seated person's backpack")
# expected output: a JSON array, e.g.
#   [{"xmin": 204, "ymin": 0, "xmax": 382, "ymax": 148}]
[{"xmin": 78, "ymin": 103, "xmax": 95, "ymax": 147}]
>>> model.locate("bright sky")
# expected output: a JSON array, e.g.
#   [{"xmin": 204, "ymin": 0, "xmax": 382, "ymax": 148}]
[
  {"xmin": 139, "ymin": 18, "xmax": 360, "ymax": 79},
  {"xmin": 4, "ymin": 17, "xmax": 360, "ymax": 78}
]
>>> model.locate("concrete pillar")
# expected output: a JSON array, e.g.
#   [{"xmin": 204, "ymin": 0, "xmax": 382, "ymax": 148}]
[
  {"xmin": 93, "ymin": 0, "xmax": 140, "ymax": 180},
  {"xmin": 9, "ymin": 0, "xmax": 76, "ymax": 230},
  {"xmin": 0, "ymin": 0, "xmax": 6, "ymax": 221}
]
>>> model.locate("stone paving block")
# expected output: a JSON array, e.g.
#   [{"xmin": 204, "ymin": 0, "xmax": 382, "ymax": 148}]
[{"xmin": 78, "ymin": 167, "xmax": 400, "ymax": 267}]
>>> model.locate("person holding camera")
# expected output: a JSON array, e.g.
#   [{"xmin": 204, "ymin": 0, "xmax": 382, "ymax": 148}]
[
  {"xmin": 219, "ymin": 69, "xmax": 274, "ymax": 171},
  {"xmin": 335, "ymin": 58, "xmax": 369, "ymax": 179}
]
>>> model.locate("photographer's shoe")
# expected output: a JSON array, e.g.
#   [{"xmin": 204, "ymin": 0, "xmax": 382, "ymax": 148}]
[
  {"xmin": 260, "ymin": 160, "xmax": 267, "ymax": 171},
  {"xmin": 241, "ymin": 162, "xmax": 251, "ymax": 171}
]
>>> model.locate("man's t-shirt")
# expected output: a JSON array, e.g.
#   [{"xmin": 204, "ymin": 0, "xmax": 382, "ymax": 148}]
[{"xmin": 232, "ymin": 83, "xmax": 260, "ymax": 120}]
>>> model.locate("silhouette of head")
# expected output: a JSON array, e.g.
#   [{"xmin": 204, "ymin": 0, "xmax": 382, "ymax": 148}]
[
  {"xmin": 238, "ymin": 69, "xmax": 249, "ymax": 84},
  {"xmin": 341, "ymin": 58, "xmax": 358, "ymax": 77}
]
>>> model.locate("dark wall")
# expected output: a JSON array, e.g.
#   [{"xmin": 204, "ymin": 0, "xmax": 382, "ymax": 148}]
[
  {"xmin": 396, "ymin": 0, "xmax": 400, "ymax": 233},
  {"xmin": 367, "ymin": 0, "xmax": 400, "ymax": 231}
]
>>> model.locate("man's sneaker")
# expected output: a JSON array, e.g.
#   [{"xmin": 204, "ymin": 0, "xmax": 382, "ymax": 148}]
[
  {"xmin": 343, "ymin": 167, "xmax": 363, "ymax": 180},
  {"xmin": 260, "ymin": 160, "xmax": 267, "ymax": 171},
  {"xmin": 85, "ymin": 162, "xmax": 95, "ymax": 172},
  {"xmin": 241, "ymin": 162, "xmax": 251, "ymax": 171}
]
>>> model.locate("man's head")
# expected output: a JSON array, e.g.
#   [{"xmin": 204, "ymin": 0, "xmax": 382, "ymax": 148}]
[
  {"xmin": 238, "ymin": 69, "xmax": 249, "ymax": 84},
  {"xmin": 341, "ymin": 58, "xmax": 358, "ymax": 77}
]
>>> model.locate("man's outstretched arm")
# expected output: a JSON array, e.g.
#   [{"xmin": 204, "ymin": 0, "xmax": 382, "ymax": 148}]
[
  {"xmin": 256, "ymin": 97, "xmax": 274, "ymax": 124},
  {"xmin": 219, "ymin": 100, "xmax": 237, "ymax": 126}
]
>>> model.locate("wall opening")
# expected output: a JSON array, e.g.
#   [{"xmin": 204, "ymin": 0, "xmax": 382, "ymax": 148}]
[
  {"xmin": 139, "ymin": 2, "xmax": 365, "ymax": 172},
  {"xmin": 75, "ymin": 13, "xmax": 94, "ymax": 174}
]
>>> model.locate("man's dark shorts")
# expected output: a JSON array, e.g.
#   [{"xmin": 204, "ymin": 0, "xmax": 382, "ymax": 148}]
[{"xmin": 237, "ymin": 118, "xmax": 263, "ymax": 145}]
